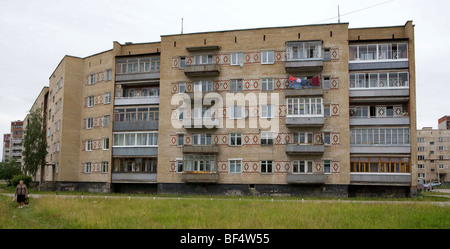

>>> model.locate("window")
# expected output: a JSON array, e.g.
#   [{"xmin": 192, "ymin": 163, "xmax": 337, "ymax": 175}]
[
  {"xmin": 418, "ymin": 173, "xmax": 425, "ymax": 179},
  {"xmin": 229, "ymin": 159, "xmax": 242, "ymax": 173},
  {"xmin": 324, "ymin": 160, "xmax": 331, "ymax": 174},
  {"xmin": 183, "ymin": 154, "xmax": 216, "ymax": 172},
  {"xmin": 260, "ymin": 160, "xmax": 273, "ymax": 173},
  {"xmin": 323, "ymin": 76, "xmax": 330, "ymax": 90},
  {"xmin": 89, "ymin": 74, "xmax": 96, "ymax": 85},
  {"xmin": 231, "ymin": 79, "xmax": 243, "ymax": 92},
  {"xmin": 106, "ymin": 69, "xmax": 112, "ymax": 81},
  {"xmin": 349, "ymin": 43, "xmax": 407, "ymax": 62},
  {"xmin": 418, "ymin": 155, "xmax": 425, "ymax": 160},
  {"xmin": 418, "ymin": 137, "xmax": 424, "ymax": 143},
  {"xmin": 113, "ymin": 132, "xmax": 158, "ymax": 147},
  {"xmin": 104, "ymin": 92, "xmax": 111, "ymax": 104},
  {"xmin": 101, "ymin": 161, "xmax": 108, "ymax": 173},
  {"xmin": 439, "ymin": 155, "xmax": 444, "ymax": 160},
  {"xmin": 177, "ymin": 160, "xmax": 183, "ymax": 173},
  {"xmin": 324, "ymin": 105, "xmax": 331, "ymax": 117},
  {"xmin": 194, "ymin": 55, "xmax": 213, "ymax": 65},
  {"xmin": 178, "ymin": 108, "xmax": 184, "ymax": 120},
  {"xmin": 430, "ymin": 141, "xmax": 434, "ymax": 145},
  {"xmin": 350, "ymin": 128, "xmax": 410, "ymax": 145},
  {"xmin": 439, "ymin": 164, "xmax": 444, "ymax": 169},
  {"xmin": 116, "ymin": 57, "xmax": 160, "ymax": 74},
  {"xmin": 418, "ymin": 147, "xmax": 425, "ymax": 152},
  {"xmin": 231, "ymin": 52, "xmax": 244, "ymax": 66},
  {"xmin": 286, "ymin": 41, "xmax": 322, "ymax": 60},
  {"xmin": 178, "ymin": 82, "xmax": 186, "ymax": 94},
  {"xmin": 261, "ymin": 132, "xmax": 273, "ymax": 146},
  {"xmin": 86, "ymin": 140, "xmax": 93, "ymax": 151},
  {"xmin": 194, "ymin": 81, "xmax": 213, "ymax": 92},
  {"xmin": 439, "ymin": 137, "xmax": 444, "ymax": 142},
  {"xmin": 439, "ymin": 146, "xmax": 444, "ymax": 151},
  {"xmin": 86, "ymin": 118, "xmax": 93, "ymax": 129},
  {"xmin": 85, "ymin": 162, "xmax": 92, "ymax": 173},
  {"xmin": 261, "ymin": 51, "xmax": 274, "ymax": 64},
  {"xmin": 287, "ymin": 98, "xmax": 323, "ymax": 116},
  {"xmin": 261, "ymin": 78, "xmax": 274, "ymax": 91},
  {"xmin": 177, "ymin": 134, "xmax": 184, "ymax": 147},
  {"xmin": 418, "ymin": 164, "xmax": 425, "ymax": 169},
  {"xmin": 260, "ymin": 105, "xmax": 274, "ymax": 118},
  {"xmin": 349, "ymin": 72, "xmax": 409, "ymax": 89},
  {"xmin": 230, "ymin": 105, "xmax": 244, "ymax": 119},
  {"xmin": 323, "ymin": 132, "xmax": 331, "ymax": 145},
  {"xmin": 179, "ymin": 57, "xmax": 186, "ymax": 69},
  {"xmin": 87, "ymin": 96, "xmax": 94, "ymax": 107},
  {"xmin": 292, "ymin": 160, "xmax": 313, "ymax": 173},
  {"xmin": 103, "ymin": 115, "xmax": 110, "ymax": 127},
  {"xmin": 293, "ymin": 132, "xmax": 313, "ymax": 144},
  {"xmin": 102, "ymin": 138, "xmax": 109, "ymax": 150},
  {"xmin": 230, "ymin": 133, "xmax": 242, "ymax": 146},
  {"xmin": 193, "ymin": 134, "xmax": 212, "ymax": 145}
]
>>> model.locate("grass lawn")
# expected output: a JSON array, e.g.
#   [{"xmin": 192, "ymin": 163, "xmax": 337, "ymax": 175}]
[{"xmin": 1, "ymin": 194, "xmax": 449, "ymax": 229}]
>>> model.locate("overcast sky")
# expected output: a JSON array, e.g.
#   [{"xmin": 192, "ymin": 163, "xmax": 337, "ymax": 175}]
[{"xmin": 1, "ymin": 0, "xmax": 449, "ymax": 158}]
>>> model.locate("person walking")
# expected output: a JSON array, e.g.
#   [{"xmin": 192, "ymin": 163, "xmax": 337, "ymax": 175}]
[{"xmin": 14, "ymin": 180, "xmax": 29, "ymax": 209}]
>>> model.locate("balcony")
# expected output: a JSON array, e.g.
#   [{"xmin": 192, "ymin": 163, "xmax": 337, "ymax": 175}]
[
  {"xmin": 186, "ymin": 45, "xmax": 220, "ymax": 52},
  {"xmin": 285, "ymin": 88, "xmax": 323, "ymax": 97},
  {"xmin": 111, "ymin": 172, "xmax": 157, "ymax": 183},
  {"xmin": 182, "ymin": 117, "xmax": 219, "ymax": 130},
  {"xmin": 349, "ymin": 61, "xmax": 408, "ymax": 71},
  {"xmin": 285, "ymin": 116, "xmax": 324, "ymax": 127},
  {"xmin": 114, "ymin": 96, "xmax": 159, "ymax": 106},
  {"xmin": 349, "ymin": 88, "xmax": 409, "ymax": 99},
  {"xmin": 115, "ymin": 72, "xmax": 160, "ymax": 82},
  {"xmin": 182, "ymin": 145, "xmax": 219, "ymax": 154},
  {"xmin": 112, "ymin": 147, "xmax": 158, "ymax": 157},
  {"xmin": 350, "ymin": 116, "xmax": 410, "ymax": 126},
  {"xmin": 350, "ymin": 173, "xmax": 411, "ymax": 186},
  {"xmin": 113, "ymin": 120, "xmax": 158, "ymax": 132},
  {"xmin": 350, "ymin": 144, "xmax": 411, "ymax": 154},
  {"xmin": 287, "ymin": 173, "xmax": 326, "ymax": 184},
  {"xmin": 285, "ymin": 41, "xmax": 323, "ymax": 73},
  {"xmin": 184, "ymin": 64, "xmax": 220, "ymax": 77},
  {"xmin": 181, "ymin": 172, "xmax": 219, "ymax": 183},
  {"xmin": 286, "ymin": 144, "xmax": 324, "ymax": 155}
]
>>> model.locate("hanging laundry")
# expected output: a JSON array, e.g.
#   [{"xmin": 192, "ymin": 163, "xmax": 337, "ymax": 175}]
[
  {"xmin": 312, "ymin": 76, "xmax": 320, "ymax": 86},
  {"xmin": 289, "ymin": 76, "xmax": 297, "ymax": 86}
]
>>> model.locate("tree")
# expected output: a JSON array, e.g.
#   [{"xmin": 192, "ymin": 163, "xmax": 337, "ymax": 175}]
[
  {"xmin": 22, "ymin": 107, "xmax": 47, "ymax": 182},
  {"xmin": 0, "ymin": 158, "xmax": 23, "ymax": 186}
]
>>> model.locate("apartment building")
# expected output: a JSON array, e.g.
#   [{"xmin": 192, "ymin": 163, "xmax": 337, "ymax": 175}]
[
  {"xmin": 6, "ymin": 121, "xmax": 25, "ymax": 165},
  {"xmin": 22, "ymin": 21, "xmax": 417, "ymax": 197},
  {"xmin": 417, "ymin": 117, "xmax": 450, "ymax": 185},
  {"xmin": 2, "ymin": 134, "xmax": 11, "ymax": 161}
]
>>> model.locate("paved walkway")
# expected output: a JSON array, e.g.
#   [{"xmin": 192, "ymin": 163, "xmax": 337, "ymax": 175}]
[{"xmin": 2, "ymin": 193, "xmax": 450, "ymax": 206}]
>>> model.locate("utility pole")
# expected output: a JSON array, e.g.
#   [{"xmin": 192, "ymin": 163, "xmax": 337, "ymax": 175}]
[
  {"xmin": 181, "ymin": 17, "xmax": 184, "ymax": 34},
  {"xmin": 338, "ymin": 5, "xmax": 341, "ymax": 23}
]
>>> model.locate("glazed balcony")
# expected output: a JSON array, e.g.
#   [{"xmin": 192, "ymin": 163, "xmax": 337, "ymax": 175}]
[
  {"xmin": 113, "ymin": 120, "xmax": 158, "ymax": 132},
  {"xmin": 350, "ymin": 173, "xmax": 411, "ymax": 186},
  {"xmin": 350, "ymin": 116, "xmax": 410, "ymax": 126},
  {"xmin": 114, "ymin": 96, "xmax": 159, "ymax": 106},
  {"xmin": 285, "ymin": 41, "xmax": 323, "ymax": 73}
]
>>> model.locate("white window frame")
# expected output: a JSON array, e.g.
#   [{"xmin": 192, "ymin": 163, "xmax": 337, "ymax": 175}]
[
  {"xmin": 260, "ymin": 160, "xmax": 273, "ymax": 174},
  {"xmin": 261, "ymin": 132, "xmax": 273, "ymax": 146},
  {"xmin": 229, "ymin": 105, "xmax": 244, "ymax": 120},
  {"xmin": 176, "ymin": 159, "xmax": 183, "ymax": 173},
  {"xmin": 286, "ymin": 97, "xmax": 323, "ymax": 117},
  {"xmin": 177, "ymin": 134, "xmax": 184, "ymax": 147},
  {"xmin": 293, "ymin": 132, "xmax": 313, "ymax": 144},
  {"xmin": 324, "ymin": 160, "xmax": 331, "ymax": 174},
  {"xmin": 106, "ymin": 69, "xmax": 112, "ymax": 81},
  {"xmin": 194, "ymin": 80, "xmax": 213, "ymax": 92},
  {"xmin": 439, "ymin": 164, "xmax": 444, "ymax": 170},
  {"xmin": 104, "ymin": 92, "xmax": 111, "ymax": 104},
  {"xmin": 418, "ymin": 164, "xmax": 425, "ymax": 169},
  {"xmin": 101, "ymin": 161, "xmax": 108, "ymax": 173},
  {"xmin": 261, "ymin": 78, "xmax": 274, "ymax": 91},
  {"xmin": 229, "ymin": 159, "xmax": 242, "ymax": 173},
  {"xmin": 418, "ymin": 173, "xmax": 425, "ymax": 179},
  {"xmin": 230, "ymin": 79, "xmax": 243, "ymax": 92},
  {"xmin": 102, "ymin": 137, "xmax": 109, "ymax": 150},
  {"xmin": 292, "ymin": 160, "xmax": 314, "ymax": 174},
  {"xmin": 261, "ymin": 51, "xmax": 274, "ymax": 64},
  {"xmin": 87, "ymin": 96, "xmax": 94, "ymax": 107},
  {"xmin": 113, "ymin": 132, "xmax": 159, "ymax": 147},
  {"xmin": 229, "ymin": 133, "xmax": 242, "ymax": 146},
  {"xmin": 230, "ymin": 52, "xmax": 244, "ymax": 66},
  {"xmin": 89, "ymin": 74, "xmax": 96, "ymax": 85},
  {"xmin": 85, "ymin": 162, "xmax": 92, "ymax": 173},
  {"xmin": 260, "ymin": 105, "xmax": 274, "ymax": 119},
  {"xmin": 192, "ymin": 133, "xmax": 212, "ymax": 146},
  {"xmin": 103, "ymin": 115, "xmax": 110, "ymax": 128},
  {"xmin": 86, "ymin": 118, "xmax": 93, "ymax": 129},
  {"xmin": 86, "ymin": 140, "xmax": 93, "ymax": 151},
  {"xmin": 178, "ymin": 82, "xmax": 186, "ymax": 94},
  {"xmin": 194, "ymin": 54, "xmax": 213, "ymax": 65},
  {"xmin": 323, "ymin": 132, "xmax": 331, "ymax": 145}
]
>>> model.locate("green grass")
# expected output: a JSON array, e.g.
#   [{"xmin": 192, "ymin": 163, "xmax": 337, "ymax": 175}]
[{"xmin": 1, "ymin": 194, "xmax": 449, "ymax": 229}]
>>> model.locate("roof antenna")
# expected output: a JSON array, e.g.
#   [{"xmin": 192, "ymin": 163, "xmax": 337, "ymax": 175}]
[
  {"xmin": 181, "ymin": 17, "xmax": 184, "ymax": 34},
  {"xmin": 338, "ymin": 5, "xmax": 341, "ymax": 23}
]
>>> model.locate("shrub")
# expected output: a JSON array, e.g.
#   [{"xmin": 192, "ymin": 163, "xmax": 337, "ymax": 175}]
[{"xmin": 11, "ymin": 175, "xmax": 32, "ymax": 187}]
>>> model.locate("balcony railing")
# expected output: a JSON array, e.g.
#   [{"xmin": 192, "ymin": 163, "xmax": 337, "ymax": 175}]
[
  {"xmin": 114, "ymin": 96, "xmax": 159, "ymax": 106},
  {"xmin": 286, "ymin": 144, "xmax": 324, "ymax": 154},
  {"xmin": 111, "ymin": 172, "xmax": 157, "ymax": 183},
  {"xmin": 182, "ymin": 145, "xmax": 220, "ymax": 154},
  {"xmin": 350, "ymin": 116, "xmax": 410, "ymax": 126},
  {"xmin": 287, "ymin": 173, "xmax": 326, "ymax": 184},
  {"xmin": 350, "ymin": 173, "xmax": 411, "ymax": 186},
  {"xmin": 285, "ymin": 116, "xmax": 324, "ymax": 127},
  {"xmin": 181, "ymin": 171, "xmax": 219, "ymax": 183},
  {"xmin": 184, "ymin": 64, "xmax": 220, "ymax": 77},
  {"xmin": 113, "ymin": 120, "xmax": 158, "ymax": 131},
  {"xmin": 285, "ymin": 41, "xmax": 323, "ymax": 72}
]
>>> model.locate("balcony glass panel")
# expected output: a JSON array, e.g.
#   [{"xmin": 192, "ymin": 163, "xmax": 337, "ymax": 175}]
[{"xmin": 349, "ymin": 43, "xmax": 408, "ymax": 62}]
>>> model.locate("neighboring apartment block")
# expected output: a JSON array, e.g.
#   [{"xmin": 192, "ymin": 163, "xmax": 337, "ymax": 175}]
[
  {"xmin": 417, "ymin": 117, "xmax": 450, "ymax": 185},
  {"xmin": 3, "ymin": 121, "xmax": 24, "ymax": 164},
  {"xmin": 2, "ymin": 134, "xmax": 11, "ymax": 161},
  {"xmin": 20, "ymin": 21, "xmax": 417, "ymax": 197}
]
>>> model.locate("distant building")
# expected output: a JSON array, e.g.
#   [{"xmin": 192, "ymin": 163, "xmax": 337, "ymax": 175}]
[
  {"xmin": 438, "ymin": 115, "xmax": 450, "ymax": 130},
  {"xmin": 2, "ymin": 133, "xmax": 11, "ymax": 161},
  {"xmin": 9, "ymin": 121, "xmax": 24, "ymax": 164}
]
